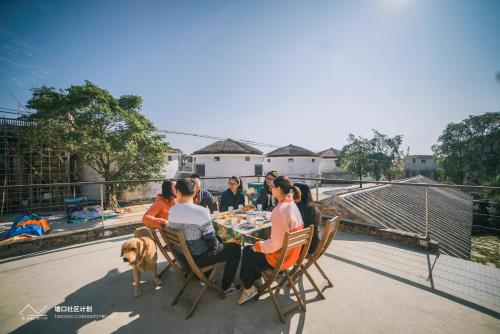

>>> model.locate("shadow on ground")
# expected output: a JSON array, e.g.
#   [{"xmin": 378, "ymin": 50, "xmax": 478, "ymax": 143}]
[{"xmin": 12, "ymin": 265, "xmax": 312, "ymax": 334}]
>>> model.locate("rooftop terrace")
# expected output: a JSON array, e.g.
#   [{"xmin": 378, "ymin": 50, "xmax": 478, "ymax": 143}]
[{"xmin": 1, "ymin": 230, "xmax": 498, "ymax": 334}]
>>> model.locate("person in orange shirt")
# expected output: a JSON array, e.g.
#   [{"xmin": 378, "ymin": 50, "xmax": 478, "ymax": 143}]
[
  {"xmin": 142, "ymin": 179, "xmax": 177, "ymax": 228},
  {"xmin": 238, "ymin": 176, "xmax": 303, "ymax": 305}
]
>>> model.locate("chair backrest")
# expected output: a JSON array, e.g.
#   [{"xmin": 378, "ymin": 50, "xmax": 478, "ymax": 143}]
[
  {"xmin": 267, "ymin": 225, "xmax": 314, "ymax": 283},
  {"xmin": 150, "ymin": 227, "xmax": 187, "ymax": 279},
  {"xmin": 309, "ymin": 216, "xmax": 340, "ymax": 263},
  {"xmin": 163, "ymin": 227, "xmax": 207, "ymax": 282}
]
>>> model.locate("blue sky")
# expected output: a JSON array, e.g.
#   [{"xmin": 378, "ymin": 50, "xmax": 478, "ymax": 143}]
[{"xmin": 1, "ymin": 0, "xmax": 499, "ymax": 155}]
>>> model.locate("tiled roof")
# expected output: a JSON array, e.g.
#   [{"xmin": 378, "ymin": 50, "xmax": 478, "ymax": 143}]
[
  {"xmin": 318, "ymin": 148, "xmax": 340, "ymax": 158},
  {"xmin": 192, "ymin": 139, "xmax": 263, "ymax": 155},
  {"xmin": 266, "ymin": 144, "xmax": 319, "ymax": 157},
  {"xmin": 334, "ymin": 176, "xmax": 473, "ymax": 259}
]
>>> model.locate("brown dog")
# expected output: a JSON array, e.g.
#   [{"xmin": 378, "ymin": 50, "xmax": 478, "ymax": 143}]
[{"xmin": 121, "ymin": 227, "xmax": 161, "ymax": 298}]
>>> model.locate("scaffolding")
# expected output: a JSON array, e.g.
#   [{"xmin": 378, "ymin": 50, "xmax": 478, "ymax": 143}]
[{"xmin": 1, "ymin": 116, "xmax": 75, "ymax": 214}]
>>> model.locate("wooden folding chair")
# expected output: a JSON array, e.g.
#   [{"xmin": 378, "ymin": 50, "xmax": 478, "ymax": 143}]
[
  {"xmin": 256, "ymin": 225, "xmax": 314, "ymax": 323},
  {"xmin": 277, "ymin": 217, "xmax": 340, "ymax": 300},
  {"xmin": 162, "ymin": 227, "xmax": 226, "ymax": 319},
  {"xmin": 148, "ymin": 227, "xmax": 187, "ymax": 281}
]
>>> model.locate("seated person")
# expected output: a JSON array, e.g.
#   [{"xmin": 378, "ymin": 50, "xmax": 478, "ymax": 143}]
[
  {"xmin": 168, "ymin": 178, "xmax": 241, "ymax": 295},
  {"xmin": 220, "ymin": 176, "xmax": 245, "ymax": 211},
  {"xmin": 142, "ymin": 179, "xmax": 177, "ymax": 228},
  {"xmin": 238, "ymin": 176, "xmax": 303, "ymax": 304},
  {"xmin": 256, "ymin": 171, "xmax": 278, "ymax": 211},
  {"xmin": 190, "ymin": 173, "xmax": 219, "ymax": 213},
  {"xmin": 293, "ymin": 182, "xmax": 320, "ymax": 254}
]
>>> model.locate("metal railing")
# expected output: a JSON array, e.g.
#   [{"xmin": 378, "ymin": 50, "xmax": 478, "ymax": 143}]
[{"xmin": 1, "ymin": 175, "xmax": 499, "ymax": 257}]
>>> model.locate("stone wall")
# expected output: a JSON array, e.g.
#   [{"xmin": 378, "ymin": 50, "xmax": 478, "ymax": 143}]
[{"xmin": 0, "ymin": 221, "xmax": 142, "ymax": 259}]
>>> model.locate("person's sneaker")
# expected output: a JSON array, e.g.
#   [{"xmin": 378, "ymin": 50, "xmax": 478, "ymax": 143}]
[
  {"xmin": 238, "ymin": 286, "xmax": 258, "ymax": 305},
  {"xmin": 223, "ymin": 284, "xmax": 241, "ymax": 296}
]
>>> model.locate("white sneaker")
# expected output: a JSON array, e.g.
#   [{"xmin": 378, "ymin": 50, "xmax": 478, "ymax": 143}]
[{"xmin": 238, "ymin": 286, "xmax": 258, "ymax": 305}]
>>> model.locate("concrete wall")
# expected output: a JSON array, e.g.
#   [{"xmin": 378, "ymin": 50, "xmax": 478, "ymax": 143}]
[
  {"xmin": 80, "ymin": 152, "xmax": 180, "ymax": 201},
  {"xmin": 192, "ymin": 154, "xmax": 263, "ymax": 191},
  {"xmin": 320, "ymin": 158, "xmax": 340, "ymax": 174},
  {"xmin": 264, "ymin": 156, "xmax": 320, "ymax": 186}
]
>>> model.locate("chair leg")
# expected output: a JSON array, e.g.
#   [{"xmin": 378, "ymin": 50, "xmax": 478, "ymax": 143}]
[
  {"xmin": 186, "ymin": 285, "xmax": 207, "ymax": 319},
  {"xmin": 304, "ymin": 269, "xmax": 325, "ymax": 300},
  {"xmin": 173, "ymin": 272, "xmax": 194, "ymax": 305},
  {"xmin": 314, "ymin": 262, "xmax": 334, "ymax": 288},
  {"xmin": 286, "ymin": 272, "xmax": 306, "ymax": 312},
  {"xmin": 158, "ymin": 263, "xmax": 172, "ymax": 278},
  {"xmin": 206, "ymin": 266, "xmax": 225, "ymax": 299},
  {"xmin": 265, "ymin": 280, "xmax": 286, "ymax": 323}
]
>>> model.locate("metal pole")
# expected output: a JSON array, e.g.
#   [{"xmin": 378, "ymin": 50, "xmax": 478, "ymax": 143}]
[
  {"xmin": 425, "ymin": 187, "xmax": 429, "ymax": 239},
  {"xmin": 100, "ymin": 184, "xmax": 104, "ymax": 229},
  {"xmin": 316, "ymin": 180, "xmax": 319, "ymax": 202}
]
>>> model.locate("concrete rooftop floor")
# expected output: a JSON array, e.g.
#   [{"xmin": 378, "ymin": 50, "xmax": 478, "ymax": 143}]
[{"xmin": 0, "ymin": 231, "xmax": 499, "ymax": 334}]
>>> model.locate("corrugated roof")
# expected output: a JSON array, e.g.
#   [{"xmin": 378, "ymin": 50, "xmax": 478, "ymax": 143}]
[
  {"xmin": 266, "ymin": 144, "xmax": 319, "ymax": 157},
  {"xmin": 334, "ymin": 176, "xmax": 473, "ymax": 259},
  {"xmin": 192, "ymin": 139, "xmax": 263, "ymax": 155},
  {"xmin": 318, "ymin": 148, "xmax": 340, "ymax": 158}
]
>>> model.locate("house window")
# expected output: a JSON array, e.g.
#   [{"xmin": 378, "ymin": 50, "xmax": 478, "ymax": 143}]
[
  {"xmin": 245, "ymin": 156, "xmax": 250, "ymax": 161},
  {"xmin": 167, "ymin": 156, "xmax": 172, "ymax": 161},
  {"xmin": 288, "ymin": 158, "xmax": 294, "ymax": 163},
  {"xmin": 312, "ymin": 158, "xmax": 315, "ymax": 162},
  {"xmin": 267, "ymin": 159, "xmax": 271, "ymax": 163},
  {"xmin": 195, "ymin": 164, "xmax": 205, "ymax": 177},
  {"xmin": 254, "ymin": 164, "xmax": 263, "ymax": 176},
  {"xmin": 214, "ymin": 156, "xmax": 220, "ymax": 161},
  {"xmin": 412, "ymin": 158, "xmax": 416, "ymax": 163},
  {"xmin": 421, "ymin": 159, "xmax": 426, "ymax": 163}
]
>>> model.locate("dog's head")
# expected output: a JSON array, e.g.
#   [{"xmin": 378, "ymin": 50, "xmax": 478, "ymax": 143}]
[{"xmin": 121, "ymin": 238, "xmax": 147, "ymax": 265}]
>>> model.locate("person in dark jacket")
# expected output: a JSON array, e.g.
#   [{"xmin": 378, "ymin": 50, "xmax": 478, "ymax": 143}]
[
  {"xmin": 293, "ymin": 182, "xmax": 320, "ymax": 254},
  {"xmin": 256, "ymin": 171, "xmax": 278, "ymax": 211},
  {"xmin": 220, "ymin": 176, "xmax": 245, "ymax": 211},
  {"xmin": 190, "ymin": 174, "xmax": 219, "ymax": 213}
]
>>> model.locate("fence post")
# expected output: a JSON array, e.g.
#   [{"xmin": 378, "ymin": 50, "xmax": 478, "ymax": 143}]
[
  {"xmin": 425, "ymin": 187, "xmax": 429, "ymax": 239},
  {"xmin": 100, "ymin": 184, "xmax": 105, "ymax": 229},
  {"xmin": 316, "ymin": 180, "xmax": 319, "ymax": 202}
]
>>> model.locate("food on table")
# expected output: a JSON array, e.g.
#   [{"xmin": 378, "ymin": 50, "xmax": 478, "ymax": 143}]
[{"xmin": 242, "ymin": 204, "xmax": 256, "ymax": 213}]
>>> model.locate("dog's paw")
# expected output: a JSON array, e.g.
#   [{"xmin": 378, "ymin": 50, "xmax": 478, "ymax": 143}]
[{"xmin": 153, "ymin": 277, "xmax": 162, "ymax": 286}]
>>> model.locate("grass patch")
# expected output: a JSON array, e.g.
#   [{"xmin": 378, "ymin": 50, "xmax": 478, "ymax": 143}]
[{"xmin": 470, "ymin": 234, "xmax": 500, "ymax": 268}]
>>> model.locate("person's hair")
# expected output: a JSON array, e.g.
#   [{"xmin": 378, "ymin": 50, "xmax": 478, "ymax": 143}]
[
  {"xmin": 229, "ymin": 176, "xmax": 240, "ymax": 185},
  {"xmin": 161, "ymin": 179, "xmax": 176, "ymax": 200},
  {"xmin": 175, "ymin": 178, "xmax": 196, "ymax": 196},
  {"xmin": 263, "ymin": 171, "xmax": 278, "ymax": 190},
  {"xmin": 190, "ymin": 173, "xmax": 200, "ymax": 180},
  {"xmin": 293, "ymin": 182, "xmax": 320, "ymax": 227},
  {"xmin": 273, "ymin": 176, "xmax": 300, "ymax": 201},
  {"xmin": 293, "ymin": 183, "xmax": 314, "ymax": 206}
]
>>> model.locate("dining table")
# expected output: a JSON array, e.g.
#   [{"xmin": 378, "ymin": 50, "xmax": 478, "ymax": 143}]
[{"xmin": 212, "ymin": 210, "xmax": 272, "ymax": 245}]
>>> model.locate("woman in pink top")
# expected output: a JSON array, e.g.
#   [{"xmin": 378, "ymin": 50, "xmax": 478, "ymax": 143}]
[{"xmin": 238, "ymin": 176, "xmax": 303, "ymax": 305}]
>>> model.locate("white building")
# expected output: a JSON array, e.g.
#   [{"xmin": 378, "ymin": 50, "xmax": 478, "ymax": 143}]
[
  {"xmin": 318, "ymin": 148, "xmax": 341, "ymax": 174},
  {"xmin": 192, "ymin": 139, "xmax": 263, "ymax": 191},
  {"xmin": 80, "ymin": 148, "xmax": 182, "ymax": 201},
  {"xmin": 264, "ymin": 144, "xmax": 320, "ymax": 186},
  {"xmin": 403, "ymin": 155, "xmax": 438, "ymax": 180}
]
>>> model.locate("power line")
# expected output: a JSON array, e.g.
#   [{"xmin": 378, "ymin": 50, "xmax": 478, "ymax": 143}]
[{"xmin": 156, "ymin": 129, "xmax": 281, "ymax": 148}]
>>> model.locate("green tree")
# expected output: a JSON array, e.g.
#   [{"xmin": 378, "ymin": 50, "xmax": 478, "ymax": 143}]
[
  {"xmin": 21, "ymin": 81, "xmax": 169, "ymax": 209},
  {"xmin": 368, "ymin": 130, "xmax": 403, "ymax": 181},
  {"xmin": 341, "ymin": 134, "xmax": 372, "ymax": 183},
  {"xmin": 341, "ymin": 130, "xmax": 403, "ymax": 183},
  {"xmin": 432, "ymin": 112, "xmax": 500, "ymax": 185}
]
